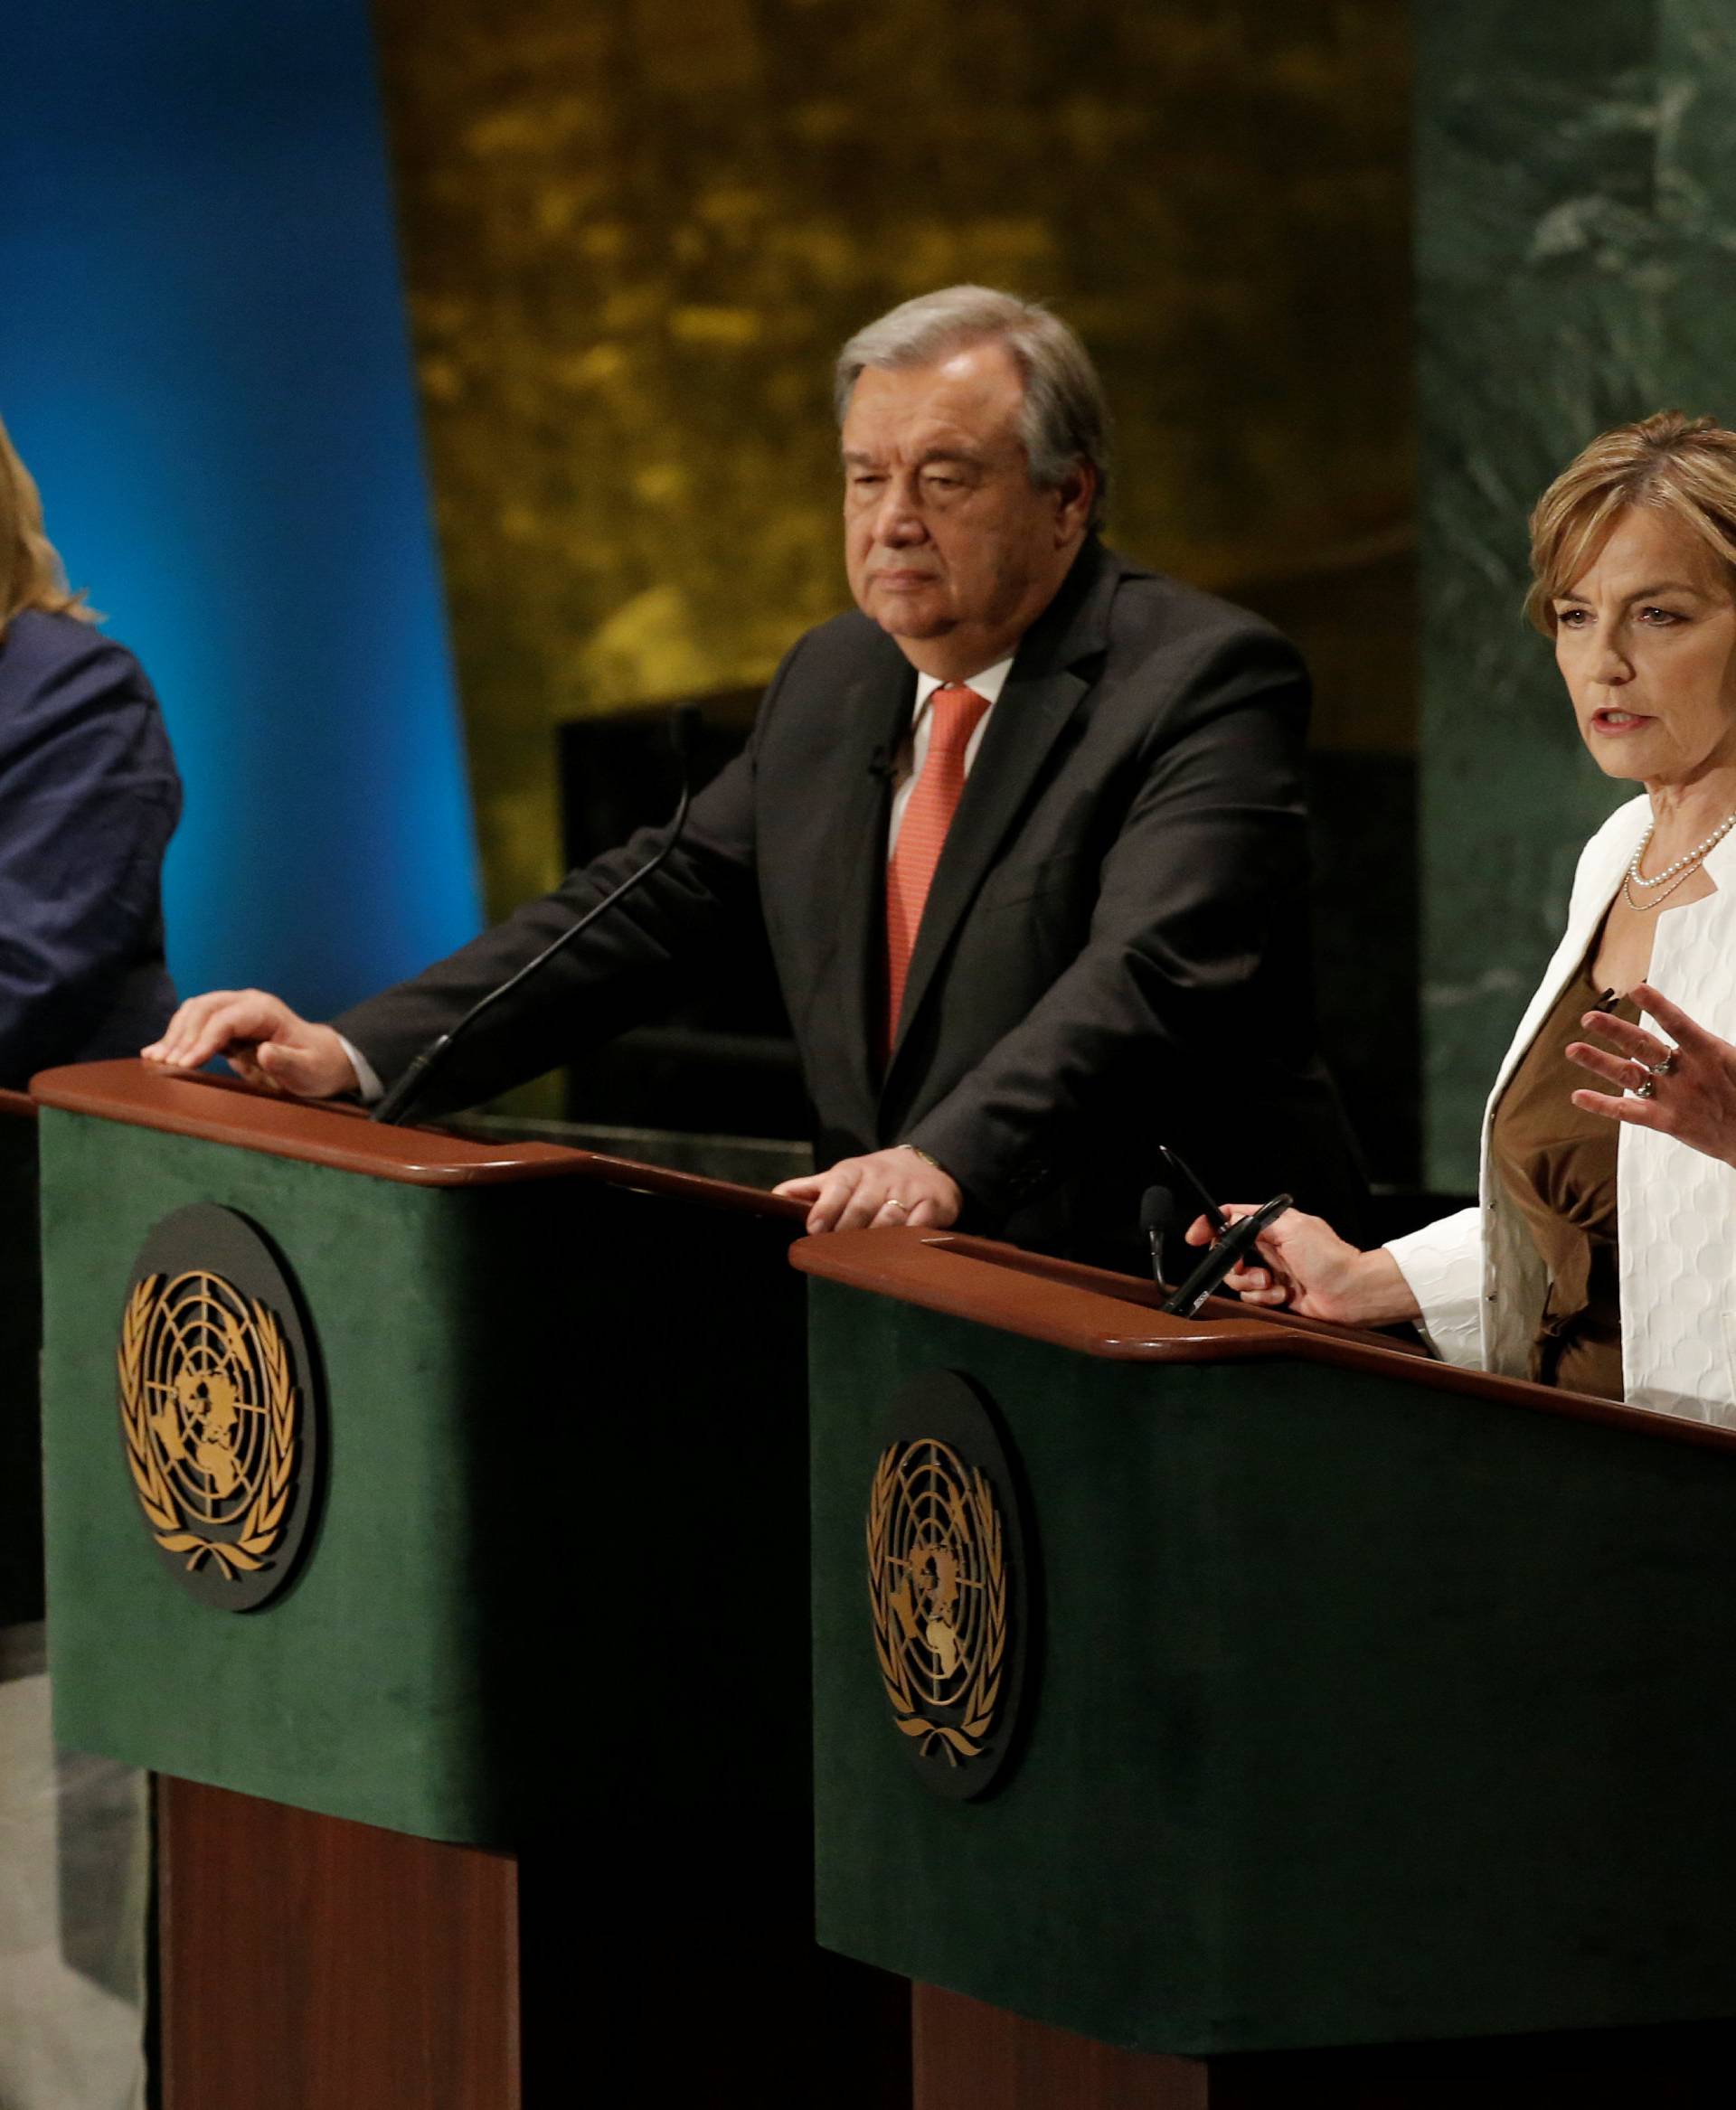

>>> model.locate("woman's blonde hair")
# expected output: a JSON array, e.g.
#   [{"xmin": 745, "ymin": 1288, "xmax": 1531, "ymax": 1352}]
[
  {"xmin": 1525, "ymin": 411, "xmax": 1736, "ymax": 635},
  {"xmin": 0, "ymin": 411, "xmax": 94, "ymax": 638}
]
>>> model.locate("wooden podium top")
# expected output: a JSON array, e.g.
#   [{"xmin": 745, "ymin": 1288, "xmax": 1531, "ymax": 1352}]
[
  {"xmin": 0, "ymin": 1088, "xmax": 33, "ymax": 1121},
  {"xmin": 30, "ymin": 1059, "xmax": 805, "ymax": 1220},
  {"xmin": 793, "ymin": 1225, "xmax": 1736, "ymax": 1456}
]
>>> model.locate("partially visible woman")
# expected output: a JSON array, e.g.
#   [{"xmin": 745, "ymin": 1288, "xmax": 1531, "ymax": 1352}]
[
  {"xmin": 1194, "ymin": 412, "xmax": 1736, "ymax": 1425},
  {"xmin": 0, "ymin": 411, "xmax": 181, "ymax": 1088}
]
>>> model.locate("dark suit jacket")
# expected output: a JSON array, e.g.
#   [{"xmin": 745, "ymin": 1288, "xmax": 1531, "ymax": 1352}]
[
  {"xmin": 0, "ymin": 609, "xmax": 181, "ymax": 1089},
  {"xmin": 337, "ymin": 541, "xmax": 1364, "ymax": 1259}
]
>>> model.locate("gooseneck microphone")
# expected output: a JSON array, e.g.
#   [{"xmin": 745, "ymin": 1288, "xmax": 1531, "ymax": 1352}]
[
  {"xmin": 1138, "ymin": 1185, "xmax": 1176, "ymax": 1284},
  {"xmin": 371, "ymin": 703, "xmax": 703, "ymax": 1128}
]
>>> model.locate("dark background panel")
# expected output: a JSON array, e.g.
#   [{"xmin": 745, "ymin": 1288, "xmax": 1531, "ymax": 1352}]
[{"xmin": 373, "ymin": 0, "xmax": 1421, "ymax": 1162}]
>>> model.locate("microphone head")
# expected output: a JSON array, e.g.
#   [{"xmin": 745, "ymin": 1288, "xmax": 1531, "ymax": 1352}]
[
  {"xmin": 669, "ymin": 702, "xmax": 703, "ymax": 768},
  {"xmin": 1139, "ymin": 1186, "xmax": 1177, "ymax": 1241}
]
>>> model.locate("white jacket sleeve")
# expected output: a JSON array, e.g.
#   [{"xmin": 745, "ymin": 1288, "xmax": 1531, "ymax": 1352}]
[{"xmin": 1384, "ymin": 1207, "xmax": 1485, "ymax": 1369}]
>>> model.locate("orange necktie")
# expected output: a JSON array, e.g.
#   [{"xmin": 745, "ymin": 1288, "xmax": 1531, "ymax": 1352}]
[{"xmin": 884, "ymin": 683, "xmax": 993, "ymax": 1055}]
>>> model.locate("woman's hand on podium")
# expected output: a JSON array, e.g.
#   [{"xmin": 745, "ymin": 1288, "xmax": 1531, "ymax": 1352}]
[
  {"xmin": 1183, "ymin": 1204, "xmax": 1420, "ymax": 1325},
  {"xmin": 142, "ymin": 991, "xmax": 359, "ymax": 1099}
]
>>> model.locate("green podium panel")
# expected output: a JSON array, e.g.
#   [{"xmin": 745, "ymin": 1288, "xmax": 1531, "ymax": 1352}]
[
  {"xmin": 801, "ymin": 1230, "xmax": 1736, "ymax": 2060},
  {"xmin": 0, "ymin": 1088, "xmax": 42, "ymax": 1627},
  {"xmin": 42, "ymin": 1103, "xmax": 539, "ymax": 1841},
  {"xmin": 37, "ymin": 1066, "xmax": 810, "ymax": 1848},
  {"xmin": 31, "ymin": 1062, "xmax": 906, "ymax": 2110}
]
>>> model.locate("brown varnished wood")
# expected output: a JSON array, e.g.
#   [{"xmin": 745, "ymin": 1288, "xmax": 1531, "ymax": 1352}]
[
  {"xmin": 793, "ymin": 1228, "xmax": 1736, "ymax": 1456},
  {"xmin": 157, "ymin": 1776, "xmax": 910, "ymax": 2110},
  {"xmin": 29, "ymin": 1060, "xmax": 805, "ymax": 1217},
  {"xmin": 916, "ymin": 1984, "xmax": 1209, "ymax": 2108},
  {"xmin": 932, "ymin": 1229, "xmax": 1434, "ymax": 1356},
  {"xmin": 158, "ymin": 1776, "xmax": 519, "ymax": 2110},
  {"xmin": 794, "ymin": 1224, "xmax": 1285, "ymax": 1361},
  {"xmin": 0, "ymin": 1086, "xmax": 33, "ymax": 1119},
  {"xmin": 914, "ymin": 1983, "xmax": 1736, "ymax": 2107}
]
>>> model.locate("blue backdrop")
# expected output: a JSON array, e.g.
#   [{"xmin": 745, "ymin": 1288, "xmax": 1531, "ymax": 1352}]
[{"xmin": 0, "ymin": 0, "xmax": 481, "ymax": 1017}]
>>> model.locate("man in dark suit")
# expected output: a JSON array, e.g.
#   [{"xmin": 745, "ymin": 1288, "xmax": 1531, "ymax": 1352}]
[{"xmin": 146, "ymin": 286, "xmax": 1362, "ymax": 1259}]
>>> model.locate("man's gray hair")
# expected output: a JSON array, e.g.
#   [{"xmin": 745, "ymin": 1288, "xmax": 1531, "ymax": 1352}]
[{"xmin": 835, "ymin": 286, "xmax": 1110, "ymax": 530}]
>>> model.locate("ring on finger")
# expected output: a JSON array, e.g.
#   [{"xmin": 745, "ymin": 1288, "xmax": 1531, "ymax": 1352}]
[
  {"xmin": 1633, "ymin": 1077, "xmax": 1657, "ymax": 1100},
  {"xmin": 1647, "ymin": 1049, "xmax": 1678, "ymax": 1076},
  {"xmin": 884, "ymin": 1196, "xmax": 908, "ymax": 1212}
]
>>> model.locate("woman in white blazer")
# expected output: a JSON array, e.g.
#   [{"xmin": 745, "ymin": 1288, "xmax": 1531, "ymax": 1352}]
[{"xmin": 1195, "ymin": 412, "xmax": 1736, "ymax": 1427}]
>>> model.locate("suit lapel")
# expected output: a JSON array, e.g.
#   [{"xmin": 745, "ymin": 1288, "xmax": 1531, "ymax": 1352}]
[
  {"xmin": 1482, "ymin": 812, "xmax": 1640, "ymax": 1117},
  {"xmin": 884, "ymin": 542, "xmax": 1118, "ymax": 1078},
  {"xmin": 822, "ymin": 653, "xmax": 916, "ymax": 1116}
]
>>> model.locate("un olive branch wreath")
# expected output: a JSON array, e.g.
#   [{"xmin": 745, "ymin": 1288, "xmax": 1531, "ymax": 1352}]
[
  {"xmin": 867, "ymin": 1445, "xmax": 1007, "ymax": 1766},
  {"xmin": 118, "ymin": 1276, "xmax": 297, "ymax": 1581}
]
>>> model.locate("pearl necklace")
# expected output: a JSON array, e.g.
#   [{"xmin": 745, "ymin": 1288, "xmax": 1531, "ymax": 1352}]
[
  {"xmin": 1623, "ymin": 860, "xmax": 1710, "ymax": 913},
  {"xmin": 1626, "ymin": 806, "xmax": 1736, "ymax": 890}
]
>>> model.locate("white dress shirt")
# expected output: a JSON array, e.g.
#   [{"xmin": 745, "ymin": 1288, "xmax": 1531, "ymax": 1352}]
[{"xmin": 343, "ymin": 1032, "xmax": 384, "ymax": 1103}]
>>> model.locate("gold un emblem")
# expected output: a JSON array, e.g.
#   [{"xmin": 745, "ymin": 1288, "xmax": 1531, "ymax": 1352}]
[
  {"xmin": 868, "ymin": 1437, "xmax": 1008, "ymax": 1769},
  {"xmin": 118, "ymin": 1268, "xmax": 298, "ymax": 1584}
]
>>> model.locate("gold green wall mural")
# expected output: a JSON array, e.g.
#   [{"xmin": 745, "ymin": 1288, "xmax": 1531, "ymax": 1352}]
[{"xmin": 373, "ymin": 0, "xmax": 1414, "ymax": 925}]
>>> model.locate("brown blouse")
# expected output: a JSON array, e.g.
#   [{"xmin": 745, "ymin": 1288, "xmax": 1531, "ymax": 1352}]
[{"xmin": 1488, "ymin": 968, "xmax": 1637, "ymax": 1401}]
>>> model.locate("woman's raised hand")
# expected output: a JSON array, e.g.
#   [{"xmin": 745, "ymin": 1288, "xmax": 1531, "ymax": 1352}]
[
  {"xmin": 1181, "ymin": 1204, "xmax": 1420, "ymax": 1325},
  {"xmin": 1568, "ymin": 982, "xmax": 1736, "ymax": 1171}
]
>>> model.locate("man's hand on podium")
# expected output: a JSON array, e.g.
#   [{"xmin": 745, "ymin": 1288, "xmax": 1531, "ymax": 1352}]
[
  {"xmin": 143, "ymin": 991, "xmax": 359, "ymax": 1100},
  {"xmin": 775, "ymin": 1144, "xmax": 961, "ymax": 1235}
]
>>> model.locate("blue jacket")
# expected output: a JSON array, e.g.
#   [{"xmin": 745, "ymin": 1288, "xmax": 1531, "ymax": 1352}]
[{"xmin": 0, "ymin": 608, "xmax": 181, "ymax": 1088}]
